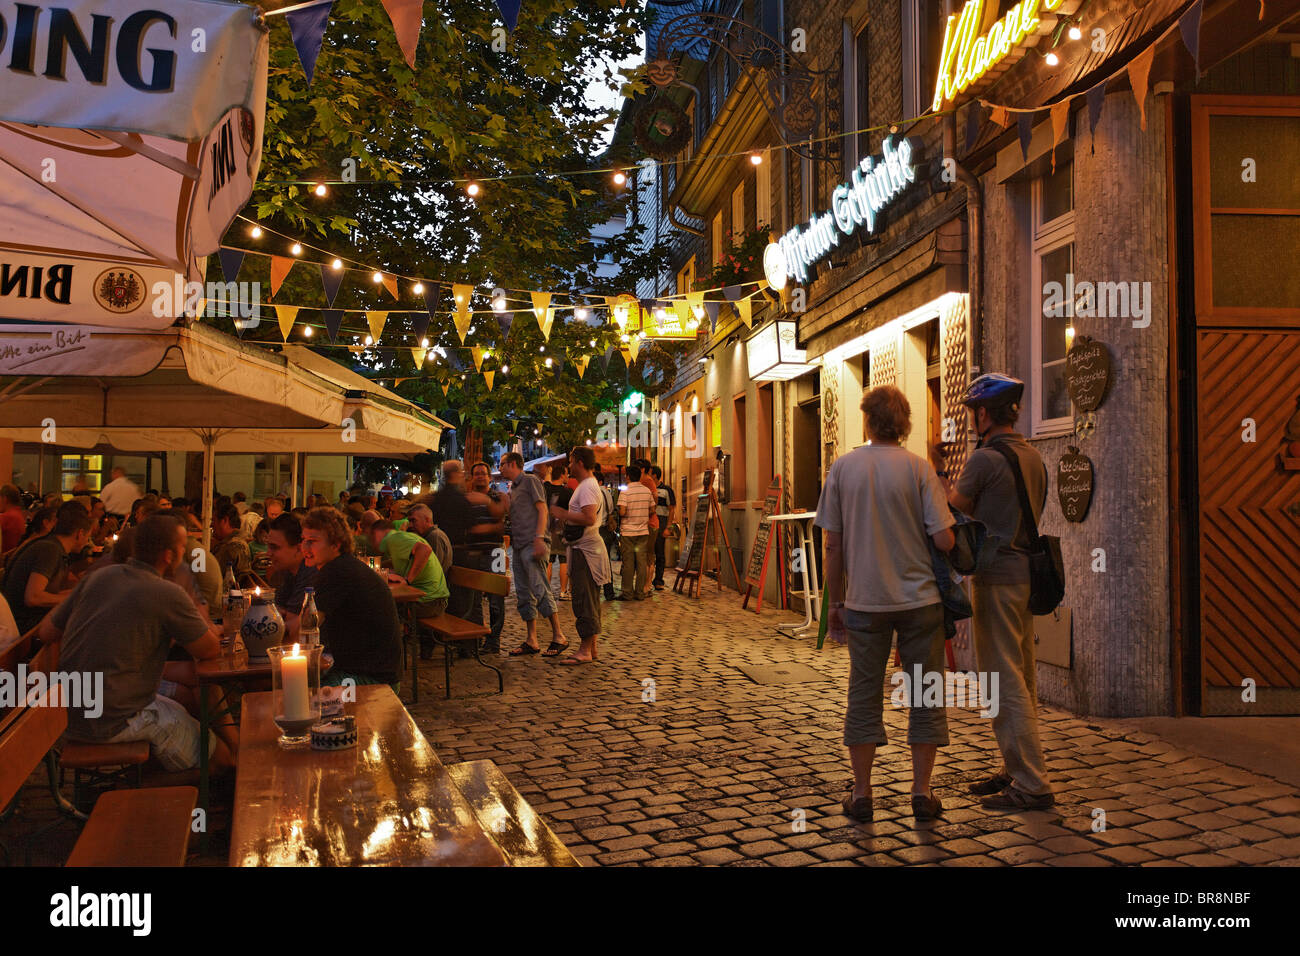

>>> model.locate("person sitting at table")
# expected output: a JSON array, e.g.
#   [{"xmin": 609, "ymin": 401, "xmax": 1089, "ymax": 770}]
[
  {"xmin": 39, "ymin": 513, "xmax": 237, "ymax": 773},
  {"xmin": 300, "ymin": 507, "xmax": 402, "ymax": 688},
  {"xmin": 266, "ymin": 512, "xmax": 318, "ymax": 642},
  {"xmin": 406, "ymin": 504, "xmax": 452, "ymax": 574},
  {"xmin": 1, "ymin": 484, "xmax": 26, "ymax": 555},
  {"xmin": 211, "ymin": 502, "xmax": 253, "ymax": 583},
  {"xmin": 368, "ymin": 519, "xmax": 449, "ymax": 658},
  {"xmin": 2, "ymin": 500, "xmax": 89, "ymax": 635}
]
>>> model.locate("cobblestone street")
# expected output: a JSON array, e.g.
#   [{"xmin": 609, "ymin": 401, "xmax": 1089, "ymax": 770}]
[{"xmin": 408, "ymin": 581, "xmax": 1300, "ymax": 867}]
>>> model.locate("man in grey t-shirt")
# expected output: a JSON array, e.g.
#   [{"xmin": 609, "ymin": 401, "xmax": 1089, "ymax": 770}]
[
  {"xmin": 41, "ymin": 513, "xmax": 237, "ymax": 773},
  {"xmin": 500, "ymin": 452, "xmax": 567, "ymax": 656},
  {"xmin": 951, "ymin": 373, "xmax": 1054, "ymax": 810}
]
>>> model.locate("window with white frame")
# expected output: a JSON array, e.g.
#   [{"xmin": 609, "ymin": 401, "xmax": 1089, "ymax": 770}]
[
  {"xmin": 901, "ymin": 0, "xmax": 944, "ymax": 120},
  {"xmin": 842, "ymin": 17, "xmax": 870, "ymax": 174},
  {"xmin": 676, "ymin": 257, "xmax": 696, "ymax": 296},
  {"xmin": 711, "ymin": 212, "xmax": 723, "ymax": 268},
  {"xmin": 1030, "ymin": 159, "xmax": 1075, "ymax": 435},
  {"xmin": 731, "ymin": 181, "xmax": 745, "ymax": 237}
]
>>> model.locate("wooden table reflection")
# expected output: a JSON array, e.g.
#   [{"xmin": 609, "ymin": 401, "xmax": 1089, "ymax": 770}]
[{"xmin": 229, "ymin": 684, "xmax": 504, "ymax": 867}]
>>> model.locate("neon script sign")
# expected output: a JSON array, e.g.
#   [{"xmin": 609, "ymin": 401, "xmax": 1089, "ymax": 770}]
[
  {"xmin": 931, "ymin": 0, "xmax": 1065, "ymax": 111},
  {"xmin": 765, "ymin": 135, "xmax": 922, "ymax": 287}
]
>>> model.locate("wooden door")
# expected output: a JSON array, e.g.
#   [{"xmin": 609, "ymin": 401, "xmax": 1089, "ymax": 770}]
[{"xmin": 1196, "ymin": 329, "xmax": 1300, "ymax": 713}]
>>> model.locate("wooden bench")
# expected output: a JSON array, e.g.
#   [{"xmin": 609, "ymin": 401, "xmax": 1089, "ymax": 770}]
[
  {"xmin": 416, "ymin": 566, "xmax": 508, "ymax": 699},
  {"xmin": 447, "ymin": 760, "xmax": 580, "ymax": 866},
  {"xmin": 0, "ymin": 639, "xmax": 195, "ymax": 866}
]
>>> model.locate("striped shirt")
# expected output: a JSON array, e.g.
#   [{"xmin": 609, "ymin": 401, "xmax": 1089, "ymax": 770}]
[{"xmin": 618, "ymin": 482, "xmax": 655, "ymax": 535}]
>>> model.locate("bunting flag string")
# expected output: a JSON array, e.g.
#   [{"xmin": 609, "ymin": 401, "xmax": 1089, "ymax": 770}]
[
  {"xmin": 441, "ymin": 382, "xmax": 450, "ymax": 397},
  {"xmin": 218, "ymin": 248, "xmax": 245, "ymax": 284},
  {"xmin": 575, "ymin": 356, "xmax": 589, "ymax": 378},
  {"xmin": 379, "ymin": 274, "xmax": 399, "ymax": 301},
  {"xmin": 496, "ymin": 0, "xmax": 522, "ymax": 33},
  {"xmin": 322, "ymin": 308, "xmax": 344, "ymax": 342},
  {"xmin": 540, "ymin": 308, "xmax": 555, "ymax": 342},
  {"xmin": 496, "ymin": 310, "xmax": 514, "ymax": 339},
  {"xmin": 530, "ymin": 291, "xmax": 551, "ymax": 326},
  {"xmin": 737, "ymin": 298, "xmax": 753, "ymax": 328},
  {"xmin": 470, "ymin": 346, "xmax": 485, "ymax": 372},
  {"xmin": 484, "ymin": 370, "xmax": 495, "ymax": 391},
  {"xmin": 1128, "ymin": 44, "xmax": 1155, "ymax": 131},
  {"xmin": 379, "ymin": 0, "xmax": 422, "ymax": 69},
  {"xmin": 366, "ymin": 311, "xmax": 389, "ymax": 343},
  {"xmin": 1049, "ymin": 99, "xmax": 1070, "ymax": 172},
  {"xmin": 270, "ymin": 256, "xmax": 295, "ymax": 297},
  {"xmin": 411, "ymin": 347, "xmax": 427, "ymax": 370},
  {"xmin": 320, "ymin": 263, "xmax": 344, "ymax": 306},
  {"xmin": 452, "ymin": 283, "xmax": 473, "ymax": 343}
]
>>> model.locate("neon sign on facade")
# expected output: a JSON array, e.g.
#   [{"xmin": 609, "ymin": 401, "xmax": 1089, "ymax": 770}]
[{"xmin": 931, "ymin": 0, "xmax": 1066, "ymax": 111}]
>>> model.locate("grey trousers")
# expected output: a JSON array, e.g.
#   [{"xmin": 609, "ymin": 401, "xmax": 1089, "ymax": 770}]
[
  {"xmin": 972, "ymin": 580, "xmax": 1052, "ymax": 796},
  {"xmin": 843, "ymin": 603, "xmax": 949, "ymax": 748}
]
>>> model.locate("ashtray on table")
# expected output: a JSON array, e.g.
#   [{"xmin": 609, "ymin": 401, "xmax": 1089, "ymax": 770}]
[{"xmin": 311, "ymin": 716, "xmax": 358, "ymax": 751}]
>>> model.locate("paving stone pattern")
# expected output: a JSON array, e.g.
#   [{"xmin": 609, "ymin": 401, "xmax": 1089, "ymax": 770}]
[{"xmin": 413, "ymin": 582, "xmax": 1300, "ymax": 867}]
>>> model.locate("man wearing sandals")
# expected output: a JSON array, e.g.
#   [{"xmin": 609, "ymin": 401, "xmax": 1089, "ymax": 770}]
[
  {"xmin": 950, "ymin": 374, "xmax": 1055, "ymax": 811},
  {"xmin": 500, "ymin": 453, "xmax": 569, "ymax": 658},
  {"xmin": 549, "ymin": 446, "xmax": 611, "ymax": 666}
]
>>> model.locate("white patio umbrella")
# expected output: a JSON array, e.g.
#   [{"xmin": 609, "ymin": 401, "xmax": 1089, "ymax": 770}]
[
  {"xmin": 0, "ymin": 322, "xmax": 447, "ymax": 543},
  {"xmin": 0, "ymin": 0, "xmax": 268, "ymax": 329}
]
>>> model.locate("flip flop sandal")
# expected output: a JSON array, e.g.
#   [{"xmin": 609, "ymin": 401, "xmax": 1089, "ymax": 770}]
[
  {"xmin": 541, "ymin": 640, "xmax": 569, "ymax": 657},
  {"xmin": 509, "ymin": 643, "xmax": 540, "ymax": 656},
  {"xmin": 558, "ymin": 655, "xmax": 594, "ymax": 666}
]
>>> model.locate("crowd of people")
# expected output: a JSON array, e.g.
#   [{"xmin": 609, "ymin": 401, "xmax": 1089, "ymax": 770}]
[{"xmin": 0, "ymin": 449, "xmax": 671, "ymax": 777}]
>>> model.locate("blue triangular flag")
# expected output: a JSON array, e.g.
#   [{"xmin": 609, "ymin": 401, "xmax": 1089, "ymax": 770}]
[
  {"xmin": 320, "ymin": 263, "xmax": 344, "ymax": 307},
  {"xmin": 1179, "ymin": 0, "xmax": 1202, "ymax": 75},
  {"xmin": 496, "ymin": 310, "xmax": 514, "ymax": 339},
  {"xmin": 322, "ymin": 309, "xmax": 344, "ymax": 342},
  {"xmin": 286, "ymin": 0, "xmax": 333, "ymax": 86},
  {"xmin": 1086, "ymin": 81, "xmax": 1107, "ymax": 152},
  {"xmin": 418, "ymin": 285, "xmax": 440, "ymax": 341},
  {"xmin": 965, "ymin": 102, "xmax": 982, "ymax": 153},
  {"xmin": 704, "ymin": 301, "xmax": 720, "ymax": 333},
  {"xmin": 722, "ymin": 285, "xmax": 742, "ymax": 302},
  {"xmin": 411, "ymin": 302, "xmax": 429, "ymax": 343},
  {"xmin": 496, "ymin": 0, "xmax": 521, "ymax": 32},
  {"xmin": 1016, "ymin": 112, "xmax": 1033, "ymax": 161},
  {"xmin": 218, "ymin": 247, "xmax": 244, "ymax": 283}
]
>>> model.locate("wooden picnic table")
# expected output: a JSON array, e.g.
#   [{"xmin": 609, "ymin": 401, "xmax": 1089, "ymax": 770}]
[{"xmin": 229, "ymin": 684, "xmax": 505, "ymax": 866}]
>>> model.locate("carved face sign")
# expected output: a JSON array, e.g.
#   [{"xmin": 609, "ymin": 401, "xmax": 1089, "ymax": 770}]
[
  {"xmin": 646, "ymin": 59, "xmax": 677, "ymax": 88},
  {"xmin": 1057, "ymin": 445, "xmax": 1094, "ymax": 523},
  {"xmin": 1064, "ymin": 336, "xmax": 1111, "ymax": 413}
]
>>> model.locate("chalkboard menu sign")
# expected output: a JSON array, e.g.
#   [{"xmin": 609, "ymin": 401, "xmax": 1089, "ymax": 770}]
[
  {"xmin": 745, "ymin": 476, "xmax": 783, "ymax": 590},
  {"xmin": 676, "ymin": 494, "xmax": 709, "ymax": 573},
  {"xmin": 1064, "ymin": 336, "xmax": 1111, "ymax": 412}
]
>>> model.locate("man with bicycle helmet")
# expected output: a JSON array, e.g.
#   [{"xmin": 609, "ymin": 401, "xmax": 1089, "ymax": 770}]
[{"xmin": 950, "ymin": 373, "xmax": 1055, "ymax": 810}]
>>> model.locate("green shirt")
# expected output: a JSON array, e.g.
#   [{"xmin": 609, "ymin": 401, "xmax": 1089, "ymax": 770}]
[
  {"xmin": 393, "ymin": 518, "xmax": 409, "ymax": 531},
  {"xmin": 379, "ymin": 530, "xmax": 448, "ymax": 603}
]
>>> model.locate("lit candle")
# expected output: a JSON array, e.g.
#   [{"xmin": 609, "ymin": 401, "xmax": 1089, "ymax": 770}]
[{"xmin": 281, "ymin": 643, "xmax": 311, "ymax": 722}]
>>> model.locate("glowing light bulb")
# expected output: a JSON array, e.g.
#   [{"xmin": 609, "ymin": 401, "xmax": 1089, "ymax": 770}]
[
  {"xmin": 420, "ymin": 337, "xmax": 430, "ymax": 348},
  {"xmin": 291, "ymin": 243, "xmax": 303, "ymax": 256},
  {"xmin": 613, "ymin": 170, "xmax": 626, "ymax": 185},
  {"xmin": 539, "ymin": 345, "xmax": 545, "ymax": 353},
  {"xmin": 750, "ymin": 151, "xmax": 763, "ymax": 165},
  {"xmin": 364, "ymin": 335, "xmax": 373, "ymax": 346},
  {"xmin": 466, "ymin": 182, "xmax": 480, "ymax": 197},
  {"xmin": 331, "ymin": 258, "xmax": 343, "ymax": 270},
  {"xmin": 1045, "ymin": 51, "xmax": 1059, "ymax": 66},
  {"xmin": 589, "ymin": 339, "xmax": 596, "ymax": 347},
  {"xmin": 412, "ymin": 282, "xmax": 424, "ymax": 295},
  {"xmin": 501, "ymin": 364, "xmax": 509, "ymax": 374},
  {"xmin": 492, "ymin": 296, "xmax": 506, "ymax": 312},
  {"xmin": 1068, "ymin": 24, "xmax": 1082, "ymax": 40},
  {"xmin": 545, "ymin": 357, "xmax": 553, "ymax": 367},
  {"xmin": 314, "ymin": 183, "xmax": 327, "ymax": 197},
  {"xmin": 249, "ymin": 225, "xmax": 263, "ymax": 238},
  {"xmin": 303, "ymin": 325, "xmax": 313, "ymax": 337},
  {"xmin": 372, "ymin": 271, "xmax": 383, "ymax": 283},
  {"xmin": 575, "ymin": 307, "xmax": 590, "ymax": 320}
]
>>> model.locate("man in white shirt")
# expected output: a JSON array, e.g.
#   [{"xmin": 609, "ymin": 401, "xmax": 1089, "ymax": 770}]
[
  {"xmin": 615, "ymin": 465, "xmax": 655, "ymax": 601},
  {"xmin": 99, "ymin": 467, "xmax": 140, "ymax": 519}
]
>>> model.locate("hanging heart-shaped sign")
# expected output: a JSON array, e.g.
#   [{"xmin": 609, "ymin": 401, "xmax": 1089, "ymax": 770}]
[
  {"xmin": 1057, "ymin": 445, "xmax": 1094, "ymax": 523},
  {"xmin": 1064, "ymin": 335, "xmax": 1111, "ymax": 413}
]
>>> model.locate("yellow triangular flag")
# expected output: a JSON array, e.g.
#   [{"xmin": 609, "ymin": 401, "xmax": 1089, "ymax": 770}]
[
  {"xmin": 628, "ymin": 336, "xmax": 642, "ymax": 362},
  {"xmin": 737, "ymin": 298, "xmax": 753, "ymax": 328},
  {"xmin": 366, "ymin": 311, "xmax": 389, "ymax": 343},
  {"xmin": 603, "ymin": 295, "xmax": 619, "ymax": 321},
  {"xmin": 530, "ymin": 291, "xmax": 551, "ymax": 323},
  {"xmin": 441, "ymin": 382, "xmax": 450, "ymax": 396},
  {"xmin": 484, "ymin": 370, "xmax": 495, "ymax": 391},
  {"xmin": 411, "ymin": 347, "xmax": 427, "ymax": 370},
  {"xmin": 270, "ymin": 256, "xmax": 295, "ymax": 297},
  {"xmin": 276, "ymin": 305, "xmax": 299, "ymax": 342},
  {"xmin": 620, "ymin": 347, "xmax": 632, "ymax": 365},
  {"xmin": 576, "ymin": 356, "xmax": 589, "ymax": 378},
  {"xmin": 687, "ymin": 291, "xmax": 704, "ymax": 319},
  {"xmin": 470, "ymin": 346, "xmax": 484, "ymax": 372},
  {"xmin": 1127, "ymin": 44, "xmax": 1155, "ymax": 131},
  {"xmin": 673, "ymin": 299, "xmax": 693, "ymax": 325},
  {"xmin": 540, "ymin": 308, "xmax": 554, "ymax": 342},
  {"xmin": 452, "ymin": 283, "xmax": 473, "ymax": 343},
  {"xmin": 380, "ymin": 273, "xmax": 398, "ymax": 301}
]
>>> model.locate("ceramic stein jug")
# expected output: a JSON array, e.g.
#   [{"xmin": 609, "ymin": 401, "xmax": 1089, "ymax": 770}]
[{"xmin": 241, "ymin": 593, "xmax": 286, "ymax": 659}]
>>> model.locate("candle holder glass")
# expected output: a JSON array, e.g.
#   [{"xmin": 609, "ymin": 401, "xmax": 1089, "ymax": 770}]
[{"xmin": 268, "ymin": 643, "xmax": 323, "ymax": 750}]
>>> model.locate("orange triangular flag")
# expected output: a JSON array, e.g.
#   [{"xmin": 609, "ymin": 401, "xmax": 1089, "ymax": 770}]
[
  {"xmin": 276, "ymin": 305, "xmax": 299, "ymax": 342},
  {"xmin": 989, "ymin": 106, "xmax": 1010, "ymax": 128},
  {"xmin": 441, "ymin": 381, "xmax": 450, "ymax": 396},
  {"xmin": 380, "ymin": 0, "xmax": 422, "ymax": 69},
  {"xmin": 576, "ymin": 356, "xmax": 589, "ymax": 378},
  {"xmin": 366, "ymin": 311, "xmax": 388, "ymax": 343},
  {"xmin": 530, "ymin": 291, "xmax": 551, "ymax": 324},
  {"xmin": 1127, "ymin": 44, "xmax": 1155, "ymax": 131},
  {"xmin": 540, "ymin": 308, "xmax": 555, "ymax": 342},
  {"xmin": 484, "ymin": 370, "xmax": 495, "ymax": 391},
  {"xmin": 412, "ymin": 347, "xmax": 427, "ymax": 370},
  {"xmin": 270, "ymin": 256, "xmax": 295, "ymax": 297},
  {"xmin": 470, "ymin": 346, "xmax": 484, "ymax": 372},
  {"xmin": 1050, "ymin": 99, "xmax": 1070, "ymax": 172},
  {"xmin": 620, "ymin": 347, "xmax": 632, "ymax": 365},
  {"xmin": 380, "ymin": 274, "xmax": 398, "ymax": 301},
  {"xmin": 737, "ymin": 298, "xmax": 753, "ymax": 328}
]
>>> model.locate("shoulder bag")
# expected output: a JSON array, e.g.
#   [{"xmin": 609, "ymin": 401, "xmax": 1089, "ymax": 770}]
[{"xmin": 989, "ymin": 442, "xmax": 1064, "ymax": 615}]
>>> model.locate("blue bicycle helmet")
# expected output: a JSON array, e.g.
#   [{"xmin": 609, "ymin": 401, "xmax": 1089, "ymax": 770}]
[{"xmin": 961, "ymin": 373, "xmax": 1024, "ymax": 408}]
